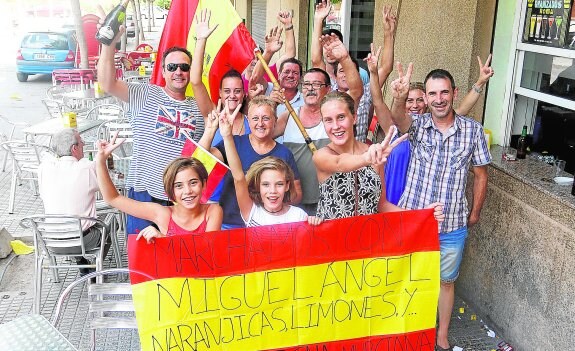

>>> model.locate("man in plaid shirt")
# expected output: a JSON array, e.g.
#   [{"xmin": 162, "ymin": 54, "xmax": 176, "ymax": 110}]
[{"xmin": 390, "ymin": 64, "xmax": 491, "ymax": 350}]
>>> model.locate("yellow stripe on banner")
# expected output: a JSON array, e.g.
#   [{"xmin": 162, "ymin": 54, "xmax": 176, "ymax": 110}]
[
  {"xmin": 192, "ymin": 148, "xmax": 217, "ymax": 173},
  {"xmin": 185, "ymin": 0, "xmax": 242, "ymax": 98},
  {"xmin": 132, "ymin": 251, "xmax": 440, "ymax": 351}
]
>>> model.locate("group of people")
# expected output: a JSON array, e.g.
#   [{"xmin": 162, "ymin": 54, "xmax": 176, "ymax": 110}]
[{"xmin": 38, "ymin": 2, "xmax": 494, "ymax": 350}]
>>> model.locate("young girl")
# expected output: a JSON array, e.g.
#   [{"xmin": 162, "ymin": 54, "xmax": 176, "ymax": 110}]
[
  {"xmin": 214, "ymin": 104, "xmax": 321, "ymax": 226},
  {"xmin": 95, "ymin": 134, "xmax": 223, "ymax": 243}
]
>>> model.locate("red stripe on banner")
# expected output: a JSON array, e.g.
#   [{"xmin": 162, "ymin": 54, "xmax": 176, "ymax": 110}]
[
  {"xmin": 201, "ymin": 162, "xmax": 227, "ymax": 202},
  {"xmin": 150, "ymin": 0, "xmax": 199, "ymax": 86},
  {"xmin": 265, "ymin": 328, "xmax": 435, "ymax": 351},
  {"xmin": 128, "ymin": 210, "xmax": 439, "ymax": 284},
  {"xmin": 207, "ymin": 24, "xmax": 256, "ymax": 103}
]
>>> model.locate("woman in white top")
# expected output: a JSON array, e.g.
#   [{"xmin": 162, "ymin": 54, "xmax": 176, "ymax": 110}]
[{"xmin": 214, "ymin": 99, "xmax": 321, "ymax": 227}]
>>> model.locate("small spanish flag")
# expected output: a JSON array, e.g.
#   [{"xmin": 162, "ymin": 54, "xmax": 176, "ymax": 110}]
[
  {"xmin": 151, "ymin": 0, "xmax": 256, "ymax": 103},
  {"xmin": 181, "ymin": 138, "xmax": 229, "ymax": 203}
]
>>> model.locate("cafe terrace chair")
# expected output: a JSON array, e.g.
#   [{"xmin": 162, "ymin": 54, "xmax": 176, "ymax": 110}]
[
  {"xmin": 0, "ymin": 115, "xmax": 31, "ymax": 171},
  {"xmin": 96, "ymin": 118, "xmax": 133, "ymax": 160},
  {"xmin": 52, "ymin": 268, "xmax": 141, "ymax": 351},
  {"xmin": 20, "ymin": 214, "xmax": 120, "ymax": 314},
  {"xmin": 85, "ymin": 104, "xmax": 125, "ymax": 121},
  {"xmin": 42, "ymin": 98, "xmax": 73, "ymax": 119},
  {"xmin": 1, "ymin": 141, "xmax": 53, "ymax": 214}
]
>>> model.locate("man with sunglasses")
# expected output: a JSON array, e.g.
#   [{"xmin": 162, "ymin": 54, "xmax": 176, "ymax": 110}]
[{"xmin": 97, "ymin": 10, "xmax": 216, "ymax": 235}]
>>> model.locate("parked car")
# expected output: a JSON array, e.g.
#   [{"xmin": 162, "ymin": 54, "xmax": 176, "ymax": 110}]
[
  {"xmin": 126, "ymin": 14, "xmax": 135, "ymax": 38},
  {"xmin": 16, "ymin": 30, "xmax": 77, "ymax": 82}
]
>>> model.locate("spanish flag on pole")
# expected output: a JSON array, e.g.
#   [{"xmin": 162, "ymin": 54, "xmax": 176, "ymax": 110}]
[
  {"xmin": 128, "ymin": 210, "xmax": 441, "ymax": 351},
  {"xmin": 151, "ymin": 0, "xmax": 256, "ymax": 103}
]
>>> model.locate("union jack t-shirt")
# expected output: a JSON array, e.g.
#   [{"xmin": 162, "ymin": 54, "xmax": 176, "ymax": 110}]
[{"xmin": 125, "ymin": 83, "xmax": 205, "ymax": 200}]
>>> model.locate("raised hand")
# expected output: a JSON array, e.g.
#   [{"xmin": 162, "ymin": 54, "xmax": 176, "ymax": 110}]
[
  {"xmin": 218, "ymin": 101, "xmax": 243, "ymax": 138},
  {"xmin": 382, "ymin": 5, "xmax": 397, "ymax": 36},
  {"xmin": 390, "ymin": 62, "xmax": 413, "ymax": 100},
  {"xmin": 314, "ymin": 0, "xmax": 332, "ymax": 21},
  {"xmin": 269, "ymin": 87, "xmax": 286, "ymax": 105},
  {"xmin": 477, "ymin": 54, "xmax": 494, "ymax": 86},
  {"xmin": 277, "ymin": 10, "xmax": 293, "ymax": 26},
  {"xmin": 205, "ymin": 99, "xmax": 222, "ymax": 132},
  {"xmin": 96, "ymin": 131, "xmax": 125, "ymax": 160},
  {"xmin": 96, "ymin": 5, "xmax": 125, "ymax": 44},
  {"xmin": 195, "ymin": 8, "xmax": 218, "ymax": 40},
  {"xmin": 363, "ymin": 126, "xmax": 408, "ymax": 165},
  {"xmin": 264, "ymin": 26, "xmax": 284, "ymax": 54},
  {"xmin": 364, "ymin": 43, "xmax": 382, "ymax": 74},
  {"xmin": 320, "ymin": 34, "xmax": 349, "ymax": 62}
]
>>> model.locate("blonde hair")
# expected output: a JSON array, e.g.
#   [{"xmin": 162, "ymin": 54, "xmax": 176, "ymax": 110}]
[
  {"xmin": 246, "ymin": 156, "xmax": 295, "ymax": 205},
  {"xmin": 248, "ymin": 95, "xmax": 277, "ymax": 116},
  {"xmin": 320, "ymin": 90, "xmax": 356, "ymax": 115}
]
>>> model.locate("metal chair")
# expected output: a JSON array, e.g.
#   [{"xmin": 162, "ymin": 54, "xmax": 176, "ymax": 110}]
[
  {"xmin": 85, "ymin": 104, "xmax": 125, "ymax": 121},
  {"xmin": 0, "ymin": 115, "xmax": 32, "ymax": 171},
  {"xmin": 20, "ymin": 214, "xmax": 120, "ymax": 314},
  {"xmin": 42, "ymin": 98, "xmax": 73, "ymax": 119},
  {"xmin": 1, "ymin": 141, "xmax": 53, "ymax": 214},
  {"xmin": 96, "ymin": 119, "xmax": 133, "ymax": 159},
  {"xmin": 52, "ymin": 268, "xmax": 145, "ymax": 351}
]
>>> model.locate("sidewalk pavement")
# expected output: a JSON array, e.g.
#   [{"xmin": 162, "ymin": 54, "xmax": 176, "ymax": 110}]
[{"xmin": 0, "ymin": 26, "xmax": 515, "ymax": 351}]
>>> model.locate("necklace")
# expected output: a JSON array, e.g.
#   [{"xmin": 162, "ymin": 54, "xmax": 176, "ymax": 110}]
[
  {"xmin": 263, "ymin": 205, "xmax": 284, "ymax": 214},
  {"xmin": 233, "ymin": 118, "xmax": 244, "ymax": 135}
]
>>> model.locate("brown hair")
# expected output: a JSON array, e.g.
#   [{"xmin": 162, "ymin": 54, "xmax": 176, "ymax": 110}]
[
  {"xmin": 163, "ymin": 157, "xmax": 209, "ymax": 201},
  {"xmin": 320, "ymin": 90, "xmax": 356, "ymax": 115},
  {"xmin": 246, "ymin": 156, "xmax": 295, "ymax": 205}
]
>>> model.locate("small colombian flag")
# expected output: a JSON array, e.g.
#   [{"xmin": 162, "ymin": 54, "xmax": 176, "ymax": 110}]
[{"xmin": 181, "ymin": 138, "xmax": 229, "ymax": 203}]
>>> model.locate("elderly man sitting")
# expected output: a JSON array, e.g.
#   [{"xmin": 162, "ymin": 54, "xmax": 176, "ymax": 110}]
[{"xmin": 38, "ymin": 129, "xmax": 111, "ymax": 275}]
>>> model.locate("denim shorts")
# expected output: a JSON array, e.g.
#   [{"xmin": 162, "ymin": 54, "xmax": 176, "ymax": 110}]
[{"xmin": 439, "ymin": 226, "xmax": 468, "ymax": 283}]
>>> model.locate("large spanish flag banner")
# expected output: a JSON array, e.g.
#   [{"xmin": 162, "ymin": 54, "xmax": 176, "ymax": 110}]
[
  {"xmin": 128, "ymin": 210, "xmax": 440, "ymax": 351},
  {"xmin": 151, "ymin": 0, "xmax": 256, "ymax": 103}
]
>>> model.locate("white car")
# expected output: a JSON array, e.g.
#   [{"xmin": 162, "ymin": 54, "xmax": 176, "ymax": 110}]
[{"xmin": 126, "ymin": 14, "xmax": 135, "ymax": 38}]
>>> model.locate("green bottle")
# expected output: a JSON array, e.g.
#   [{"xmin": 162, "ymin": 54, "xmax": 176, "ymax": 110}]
[{"xmin": 516, "ymin": 126, "xmax": 528, "ymax": 159}]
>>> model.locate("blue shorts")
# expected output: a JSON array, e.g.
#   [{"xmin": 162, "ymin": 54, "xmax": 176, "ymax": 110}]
[{"xmin": 439, "ymin": 227, "xmax": 468, "ymax": 283}]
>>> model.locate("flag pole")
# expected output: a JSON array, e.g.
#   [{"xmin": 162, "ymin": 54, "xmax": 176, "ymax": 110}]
[{"xmin": 253, "ymin": 48, "xmax": 317, "ymax": 154}]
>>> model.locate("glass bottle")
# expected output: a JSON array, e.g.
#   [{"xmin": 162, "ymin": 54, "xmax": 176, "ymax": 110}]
[
  {"xmin": 516, "ymin": 126, "xmax": 528, "ymax": 159},
  {"xmin": 96, "ymin": 0, "xmax": 130, "ymax": 46}
]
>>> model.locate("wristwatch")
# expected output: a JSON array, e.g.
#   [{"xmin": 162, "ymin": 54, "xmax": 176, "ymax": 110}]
[{"xmin": 472, "ymin": 84, "xmax": 483, "ymax": 94}]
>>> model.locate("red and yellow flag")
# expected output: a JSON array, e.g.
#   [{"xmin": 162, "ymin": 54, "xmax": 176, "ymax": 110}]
[
  {"xmin": 151, "ymin": 0, "xmax": 256, "ymax": 103},
  {"xmin": 128, "ymin": 210, "xmax": 440, "ymax": 351},
  {"xmin": 181, "ymin": 138, "xmax": 229, "ymax": 203}
]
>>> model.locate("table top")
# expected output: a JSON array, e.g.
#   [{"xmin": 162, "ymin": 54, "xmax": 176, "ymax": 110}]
[
  {"xmin": 0, "ymin": 314, "xmax": 77, "ymax": 350},
  {"xmin": 23, "ymin": 118, "xmax": 103, "ymax": 136}
]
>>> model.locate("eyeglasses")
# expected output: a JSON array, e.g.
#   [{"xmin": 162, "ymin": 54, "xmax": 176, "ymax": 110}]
[
  {"xmin": 301, "ymin": 81, "xmax": 328, "ymax": 90},
  {"xmin": 164, "ymin": 63, "xmax": 191, "ymax": 72}
]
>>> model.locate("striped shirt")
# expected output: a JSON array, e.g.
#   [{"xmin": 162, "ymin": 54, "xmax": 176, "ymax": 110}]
[
  {"xmin": 125, "ymin": 84, "xmax": 205, "ymax": 200},
  {"xmin": 398, "ymin": 113, "xmax": 492, "ymax": 233}
]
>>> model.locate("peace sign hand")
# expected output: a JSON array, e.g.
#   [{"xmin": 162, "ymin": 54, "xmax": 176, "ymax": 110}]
[
  {"xmin": 96, "ymin": 131, "xmax": 125, "ymax": 161},
  {"xmin": 382, "ymin": 5, "xmax": 397, "ymax": 36},
  {"xmin": 477, "ymin": 54, "xmax": 494, "ymax": 86},
  {"xmin": 195, "ymin": 8, "xmax": 218, "ymax": 40},
  {"xmin": 218, "ymin": 100, "xmax": 242, "ymax": 138},
  {"xmin": 390, "ymin": 62, "xmax": 413, "ymax": 100},
  {"xmin": 364, "ymin": 43, "xmax": 382, "ymax": 74}
]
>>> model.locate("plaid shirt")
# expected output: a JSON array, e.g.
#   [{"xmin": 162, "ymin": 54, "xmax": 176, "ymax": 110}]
[{"xmin": 398, "ymin": 113, "xmax": 492, "ymax": 233}]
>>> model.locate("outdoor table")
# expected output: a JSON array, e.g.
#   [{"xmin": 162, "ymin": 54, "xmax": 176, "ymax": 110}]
[
  {"xmin": 22, "ymin": 117, "xmax": 104, "ymax": 137},
  {"xmin": 0, "ymin": 314, "xmax": 78, "ymax": 350}
]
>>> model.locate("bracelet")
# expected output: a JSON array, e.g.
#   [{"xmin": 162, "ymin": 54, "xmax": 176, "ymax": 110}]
[
  {"xmin": 285, "ymin": 25, "xmax": 294, "ymax": 31},
  {"xmin": 472, "ymin": 84, "xmax": 483, "ymax": 94}
]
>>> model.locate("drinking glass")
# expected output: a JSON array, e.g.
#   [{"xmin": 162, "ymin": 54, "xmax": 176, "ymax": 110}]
[{"xmin": 555, "ymin": 159, "xmax": 566, "ymax": 176}]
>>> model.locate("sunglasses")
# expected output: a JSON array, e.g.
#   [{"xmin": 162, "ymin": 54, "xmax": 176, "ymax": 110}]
[{"xmin": 164, "ymin": 63, "xmax": 191, "ymax": 72}]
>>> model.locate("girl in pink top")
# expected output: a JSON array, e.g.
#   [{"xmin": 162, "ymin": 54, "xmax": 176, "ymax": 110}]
[{"xmin": 95, "ymin": 134, "xmax": 223, "ymax": 243}]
